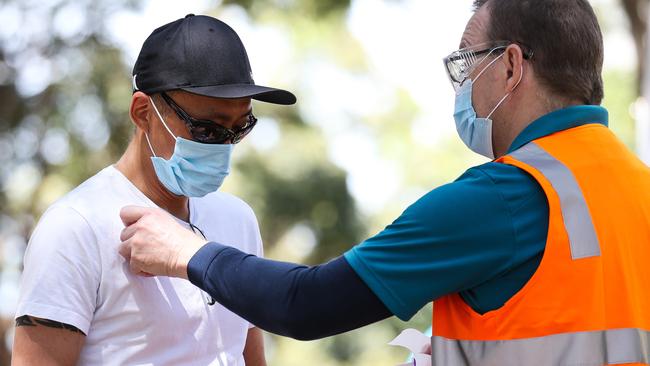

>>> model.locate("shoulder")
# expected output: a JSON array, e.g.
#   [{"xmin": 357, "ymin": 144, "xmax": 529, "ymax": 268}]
[
  {"xmin": 411, "ymin": 162, "xmax": 543, "ymax": 213},
  {"xmin": 456, "ymin": 161, "xmax": 539, "ymax": 191},
  {"xmin": 30, "ymin": 166, "xmax": 133, "ymax": 254},
  {"xmin": 54, "ymin": 167, "xmax": 120, "ymax": 216},
  {"xmin": 29, "ymin": 180, "xmax": 108, "ymax": 258},
  {"xmin": 45, "ymin": 166, "xmax": 140, "ymax": 232},
  {"xmin": 390, "ymin": 162, "xmax": 547, "ymax": 243},
  {"xmin": 32, "ymin": 204, "xmax": 95, "ymax": 242},
  {"xmin": 471, "ymin": 161, "xmax": 541, "ymax": 189},
  {"xmin": 34, "ymin": 167, "xmax": 116, "ymax": 241},
  {"xmin": 403, "ymin": 163, "xmax": 507, "ymax": 216},
  {"xmin": 471, "ymin": 161, "xmax": 547, "ymax": 214}
]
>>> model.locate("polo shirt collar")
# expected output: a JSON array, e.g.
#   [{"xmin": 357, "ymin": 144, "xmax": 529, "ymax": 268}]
[{"xmin": 507, "ymin": 105, "xmax": 609, "ymax": 154}]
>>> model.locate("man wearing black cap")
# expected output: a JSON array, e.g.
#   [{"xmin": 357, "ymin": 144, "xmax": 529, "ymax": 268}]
[{"xmin": 12, "ymin": 14, "xmax": 294, "ymax": 365}]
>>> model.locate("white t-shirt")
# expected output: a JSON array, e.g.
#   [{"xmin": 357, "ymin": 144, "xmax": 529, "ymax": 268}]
[{"xmin": 15, "ymin": 166, "xmax": 263, "ymax": 365}]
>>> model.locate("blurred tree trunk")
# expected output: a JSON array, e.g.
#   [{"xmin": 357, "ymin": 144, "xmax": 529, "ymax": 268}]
[
  {"xmin": 621, "ymin": 0, "xmax": 648, "ymax": 94},
  {"xmin": 621, "ymin": 0, "xmax": 650, "ymax": 163}
]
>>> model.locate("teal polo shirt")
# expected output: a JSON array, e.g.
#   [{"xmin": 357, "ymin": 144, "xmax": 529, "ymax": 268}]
[{"xmin": 344, "ymin": 105, "xmax": 610, "ymax": 321}]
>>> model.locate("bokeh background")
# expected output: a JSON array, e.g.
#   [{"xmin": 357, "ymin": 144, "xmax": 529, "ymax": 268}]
[{"xmin": 0, "ymin": 0, "xmax": 648, "ymax": 365}]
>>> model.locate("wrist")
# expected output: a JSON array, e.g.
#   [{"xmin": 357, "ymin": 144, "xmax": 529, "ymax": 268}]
[{"xmin": 173, "ymin": 238, "xmax": 208, "ymax": 279}]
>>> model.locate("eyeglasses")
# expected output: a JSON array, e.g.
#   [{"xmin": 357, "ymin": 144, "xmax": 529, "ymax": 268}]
[
  {"xmin": 160, "ymin": 92, "xmax": 258, "ymax": 144},
  {"xmin": 443, "ymin": 41, "xmax": 533, "ymax": 92}
]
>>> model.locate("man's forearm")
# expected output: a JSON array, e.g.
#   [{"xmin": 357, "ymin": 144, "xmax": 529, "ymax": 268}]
[
  {"xmin": 187, "ymin": 243, "xmax": 392, "ymax": 340},
  {"xmin": 243, "ymin": 327, "xmax": 266, "ymax": 366}
]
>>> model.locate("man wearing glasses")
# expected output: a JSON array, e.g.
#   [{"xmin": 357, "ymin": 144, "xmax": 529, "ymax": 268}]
[
  {"xmin": 12, "ymin": 15, "xmax": 295, "ymax": 365},
  {"xmin": 121, "ymin": 1, "xmax": 650, "ymax": 365}
]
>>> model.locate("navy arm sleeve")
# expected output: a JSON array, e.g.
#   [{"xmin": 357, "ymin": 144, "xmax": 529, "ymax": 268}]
[{"xmin": 187, "ymin": 244, "xmax": 392, "ymax": 341}]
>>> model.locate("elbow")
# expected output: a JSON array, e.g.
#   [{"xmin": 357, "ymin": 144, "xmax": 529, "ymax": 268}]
[
  {"xmin": 283, "ymin": 326, "xmax": 321, "ymax": 341},
  {"xmin": 274, "ymin": 313, "xmax": 324, "ymax": 341}
]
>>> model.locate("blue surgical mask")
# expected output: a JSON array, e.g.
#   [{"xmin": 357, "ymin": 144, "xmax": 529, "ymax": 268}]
[
  {"xmin": 453, "ymin": 56, "xmax": 523, "ymax": 159},
  {"xmin": 145, "ymin": 97, "xmax": 233, "ymax": 197}
]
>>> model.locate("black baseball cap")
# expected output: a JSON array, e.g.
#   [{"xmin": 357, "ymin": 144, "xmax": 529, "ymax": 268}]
[{"xmin": 132, "ymin": 14, "xmax": 296, "ymax": 105}]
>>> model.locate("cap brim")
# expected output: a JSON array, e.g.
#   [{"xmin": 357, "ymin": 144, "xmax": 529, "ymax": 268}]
[{"xmin": 180, "ymin": 83, "xmax": 296, "ymax": 105}]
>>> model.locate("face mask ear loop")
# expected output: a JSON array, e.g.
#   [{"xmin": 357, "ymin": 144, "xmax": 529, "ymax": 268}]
[
  {"xmin": 486, "ymin": 63, "xmax": 524, "ymax": 119},
  {"xmin": 149, "ymin": 96, "xmax": 177, "ymax": 140},
  {"xmin": 144, "ymin": 133, "xmax": 157, "ymax": 157}
]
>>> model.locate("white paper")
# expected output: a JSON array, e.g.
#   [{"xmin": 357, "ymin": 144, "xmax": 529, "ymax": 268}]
[{"xmin": 388, "ymin": 328, "xmax": 432, "ymax": 366}]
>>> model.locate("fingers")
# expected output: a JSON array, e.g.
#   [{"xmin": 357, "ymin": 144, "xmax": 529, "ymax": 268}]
[
  {"xmin": 119, "ymin": 230, "xmax": 151, "ymax": 277},
  {"xmin": 118, "ymin": 206, "xmax": 186, "ymax": 278},
  {"xmin": 120, "ymin": 241, "xmax": 155, "ymax": 277},
  {"xmin": 120, "ymin": 205, "xmax": 152, "ymax": 226},
  {"xmin": 129, "ymin": 262, "xmax": 143, "ymax": 276},
  {"xmin": 120, "ymin": 223, "xmax": 139, "ymax": 242},
  {"xmin": 118, "ymin": 242, "xmax": 131, "ymax": 261}
]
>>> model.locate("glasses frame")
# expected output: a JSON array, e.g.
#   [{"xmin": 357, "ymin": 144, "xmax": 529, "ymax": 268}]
[
  {"xmin": 443, "ymin": 41, "xmax": 533, "ymax": 90},
  {"xmin": 160, "ymin": 92, "xmax": 257, "ymax": 144}
]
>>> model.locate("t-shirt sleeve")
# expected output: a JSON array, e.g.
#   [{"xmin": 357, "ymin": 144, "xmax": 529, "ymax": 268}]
[
  {"xmin": 344, "ymin": 167, "xmax": 518, "ymax": 321},
  {"xmin": 15, "ymin": 205, "xmax": 101, "ymax": 334},
  {"xmin": 251, "ymin": 212, "xmax": 264, "ymax": 259},
  {"xmin": 247, "ymin": 208, "xmax": 263, "ymax": 329}
]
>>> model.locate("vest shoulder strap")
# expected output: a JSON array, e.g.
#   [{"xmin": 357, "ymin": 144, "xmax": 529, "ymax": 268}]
[{"xmin": 509, "ymin": 142, "xmax": 600, "ymax": 259}]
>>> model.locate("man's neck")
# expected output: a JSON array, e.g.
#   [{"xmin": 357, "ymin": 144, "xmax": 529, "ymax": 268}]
[
  {"xmin": 115, "ymin": 135, "xmax": 190, "ymax": 222},
  {"xmin": 492, "ymin": 111, "xmax": 541, "ymax": 158},
  {"xmin": 492, "ymin": 95, "xmax": 581, "ymax": 158}
]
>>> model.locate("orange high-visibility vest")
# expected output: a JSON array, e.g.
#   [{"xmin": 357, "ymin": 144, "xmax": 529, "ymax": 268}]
[{"xmin": 431, "ymin": 124, "xmax": 650, "ymax": 366}]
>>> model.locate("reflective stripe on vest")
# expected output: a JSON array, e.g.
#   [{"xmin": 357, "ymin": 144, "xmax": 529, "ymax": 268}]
[
  {"xmin": 431, "ymin": 328, "xmax": 650, "ymax": 366},
  {"xmin": 510, "ymin": 142, "xmax": 600, "ymax": 259}
]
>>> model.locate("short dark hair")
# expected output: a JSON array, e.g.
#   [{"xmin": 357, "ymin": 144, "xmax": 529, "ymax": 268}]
[{"xmin": 473, "ymin": 0, "xmax": 604, "ymax": 105}]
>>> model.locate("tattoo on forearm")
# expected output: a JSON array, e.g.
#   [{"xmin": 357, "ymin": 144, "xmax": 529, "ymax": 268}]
[{"xmin": 15, "ymin": 315, "xmax": 85, "ymax": 335}]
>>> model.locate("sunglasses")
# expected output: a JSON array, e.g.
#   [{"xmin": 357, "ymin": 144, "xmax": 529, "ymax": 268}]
[{"xmin": 160, "ymin": 92, "xmax": 257, "ymax": 144}]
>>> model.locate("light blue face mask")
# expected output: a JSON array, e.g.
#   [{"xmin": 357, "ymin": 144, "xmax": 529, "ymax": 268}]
[
  {"xmin": 453, "ymin": 55, "xmax": 523, "ymax": 159},
  {"xmin": 145, "ymin": 97, "xmax": 233, "ymax": 197}
]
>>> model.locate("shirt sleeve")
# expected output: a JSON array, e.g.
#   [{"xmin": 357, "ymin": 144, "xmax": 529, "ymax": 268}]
[
  {"xmin": 344, "ymin": 167, "xmax": 518, "ymax": 321},
  {"xmin": 248, "ymin": 209, "xmax": 263, "ymax": 329},
  {"xmin": 15, "ymin": 205, "xmax": 101, "ymax": 334},
  {"xmin": 251, "ymin": 211, "xmax": 264, "ymax": 259}
]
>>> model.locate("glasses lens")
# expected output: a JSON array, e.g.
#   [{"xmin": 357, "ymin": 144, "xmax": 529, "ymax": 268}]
[
  {"xmin": 446, "ymin": 50, "xmax": 478, "ymax": 84},
  {"xmin": 187, "ymin": 115, "xmax": 258, "ymax": 144},
  {"xmin": 186, "ymin": 120, "xmax": 233, "ymax": 144},
  {"xmin": 231, "ymin": 115, "xmax": 257, "ymax": 144}
]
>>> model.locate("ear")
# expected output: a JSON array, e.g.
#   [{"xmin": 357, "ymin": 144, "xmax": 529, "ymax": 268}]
[
  {"xmin": 130, "ymin": 92, "xmax": 152, "ymax": 133},
  {"xmin": 502, "ymin": 44, "xmax": 525, "ymax": 93}
]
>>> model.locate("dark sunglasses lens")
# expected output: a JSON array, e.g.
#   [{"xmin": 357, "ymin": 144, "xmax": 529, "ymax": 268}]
[
  {"xmin": 231, "ymin": 129, "xmax": 249, "ymax": 144},
  {"xmin": 187, "ymin": 121, "xmax": 232, "ymax": 144},
  {"xmin": 231, "ymin": 117, "xmax": 257, "ymax": 144}
]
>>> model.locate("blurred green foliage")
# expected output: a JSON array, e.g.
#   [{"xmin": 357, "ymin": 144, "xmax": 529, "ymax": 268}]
[
  {"xmin": 225, "ymin": 0, "xmax": 351, "ymax": 18},
  {"xmin": 603, "ymin": 69, "xmax": 637, "ymax": 147}
]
